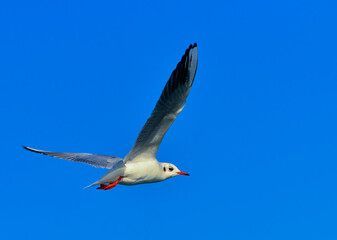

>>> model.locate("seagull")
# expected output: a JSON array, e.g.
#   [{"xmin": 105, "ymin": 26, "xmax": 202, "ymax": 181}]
[{"xmin": 24, "ymin": 43, "xmax": 198, "ymax": 190}]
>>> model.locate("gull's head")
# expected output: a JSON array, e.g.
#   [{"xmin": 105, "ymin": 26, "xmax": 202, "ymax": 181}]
[{"xmin": 161, "ymin": 163, "xmax": 189, "ymax": 179}]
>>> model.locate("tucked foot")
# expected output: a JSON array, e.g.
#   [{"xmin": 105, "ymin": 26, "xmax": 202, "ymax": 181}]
[
  {"xmin": 96, "ymin": 176, "xmax": 124, "ymax": 190},
  {"xmin": 97, "ymin": 184, "xmax": 108, "ymax": 190}
]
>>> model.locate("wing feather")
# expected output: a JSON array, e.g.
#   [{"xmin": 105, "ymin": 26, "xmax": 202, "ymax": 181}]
[
  {"xmin": 125, "ymin": 43, "xmax": 198, "ymax": 160},
  {"xmin": 23, "ymin": 146, "xmax": 124, "ymax": 169}
]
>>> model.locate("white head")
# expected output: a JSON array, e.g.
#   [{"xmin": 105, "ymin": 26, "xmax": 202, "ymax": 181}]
[{"xmin": 160, "ymin": 163, "xmax": 189, "ymax": 179}]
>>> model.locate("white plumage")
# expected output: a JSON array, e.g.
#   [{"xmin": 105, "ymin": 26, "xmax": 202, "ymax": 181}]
[{"xmin": 24, "ymin": 43, "xmax": 198, "ymax": 190}]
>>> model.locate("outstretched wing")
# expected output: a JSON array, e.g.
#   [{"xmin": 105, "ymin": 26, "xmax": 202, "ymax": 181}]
[
  {"xmin": 23, "ymin": 146, "xmax": 124, "ymax": 169},
  {"xmin": 125, "ymin": 43, "xmax": 198, "ymax": 161}
]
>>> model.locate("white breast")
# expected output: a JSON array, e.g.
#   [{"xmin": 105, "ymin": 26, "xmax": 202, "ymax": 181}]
[{"xmin": 119, "ymin": 160, "xmax": 164, "ymax": 185}]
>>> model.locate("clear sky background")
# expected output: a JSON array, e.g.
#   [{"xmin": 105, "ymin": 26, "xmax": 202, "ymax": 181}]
[{"xmin": 1, "ymin": 0, "xmax": 337, "ymax": 239}]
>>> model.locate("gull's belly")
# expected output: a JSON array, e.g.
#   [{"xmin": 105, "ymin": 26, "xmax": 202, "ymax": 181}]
[{"xmin": 119, "ymin": 161, "xmax": 163, "ymax": 185}]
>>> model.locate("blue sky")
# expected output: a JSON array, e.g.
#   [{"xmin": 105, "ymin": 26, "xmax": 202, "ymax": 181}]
[{"xmin": 1, "ymin": 0, "xmax": 337, "ymax": 239}]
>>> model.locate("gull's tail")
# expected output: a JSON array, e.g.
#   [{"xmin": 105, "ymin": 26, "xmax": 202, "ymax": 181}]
[{"xmin": 83, "ymin": 181, "xmax": 100, "ymax": 189}]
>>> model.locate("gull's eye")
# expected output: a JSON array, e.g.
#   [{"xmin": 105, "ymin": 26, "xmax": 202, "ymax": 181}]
[
  {"xmin": 163, "ymin": 167, "xmax": 166, "ymax": 172},
  {"xmin": 169, "ymin": 167, "xmax": 174, "ymax": 171}
]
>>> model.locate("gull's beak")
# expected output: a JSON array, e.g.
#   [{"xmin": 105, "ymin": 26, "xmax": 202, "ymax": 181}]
[{"xmin": 176, "ymin": 171, "xmax": 190, "ymax": 176}]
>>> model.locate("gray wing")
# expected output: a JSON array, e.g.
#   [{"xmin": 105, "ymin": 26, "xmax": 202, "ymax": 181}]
[
  {"xmin": 23, "ymin": 146, "xmax": 124, "ymax": 169},
  {"xmin": 125, "ymin": 43, "xmax": 198, "ymax": 161}
]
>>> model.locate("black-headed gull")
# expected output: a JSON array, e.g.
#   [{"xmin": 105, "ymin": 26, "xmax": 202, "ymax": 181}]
[{"xmin": 24, "ymin": 43, "xmax": 198, "ymax": 190}]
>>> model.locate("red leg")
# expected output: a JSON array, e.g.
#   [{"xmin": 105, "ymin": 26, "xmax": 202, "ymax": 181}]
[
  {"xmin": 96, "ymin": 176, "xmax": 124, "ymax": 190},
  {"xmin": 96, "ymin": 184, "xmax": 107, "ymax": 190}
]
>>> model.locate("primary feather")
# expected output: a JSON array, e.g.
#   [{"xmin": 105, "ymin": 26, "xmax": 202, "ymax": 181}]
[
  {"xmin": 23, "ymin": 146, "xmax": 123, "ymax": 169},
  {"xmin": 125, "ymin": 43, "xmax": 198, "ymax": 160}
]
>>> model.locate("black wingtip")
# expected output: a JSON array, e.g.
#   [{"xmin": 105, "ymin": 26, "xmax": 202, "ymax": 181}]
[
  {"xmin": 185, "ymin": 43, "xmax": 197, "ymax": 55},
  {"xmin": 22, "ymin": 146, "xmax": 39, "ymax": 153},
  {"xmin": 189, "ymin": 43, "xmax": 197, "ymax": 49}
]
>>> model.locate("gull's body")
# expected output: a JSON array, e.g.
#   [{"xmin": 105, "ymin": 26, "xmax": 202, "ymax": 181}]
[
  {"xmin": 24, "ymin": 43, "xmax": 198, "ymax": 190},
  {"xmin": 106, "ymin": 155, "xmax": 165, "ymax": 186}
]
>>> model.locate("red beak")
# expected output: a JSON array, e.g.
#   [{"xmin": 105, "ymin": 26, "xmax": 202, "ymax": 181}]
[{"xmin": 176, "ymin": 171, "xmax": 190, "ymax": 176}]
